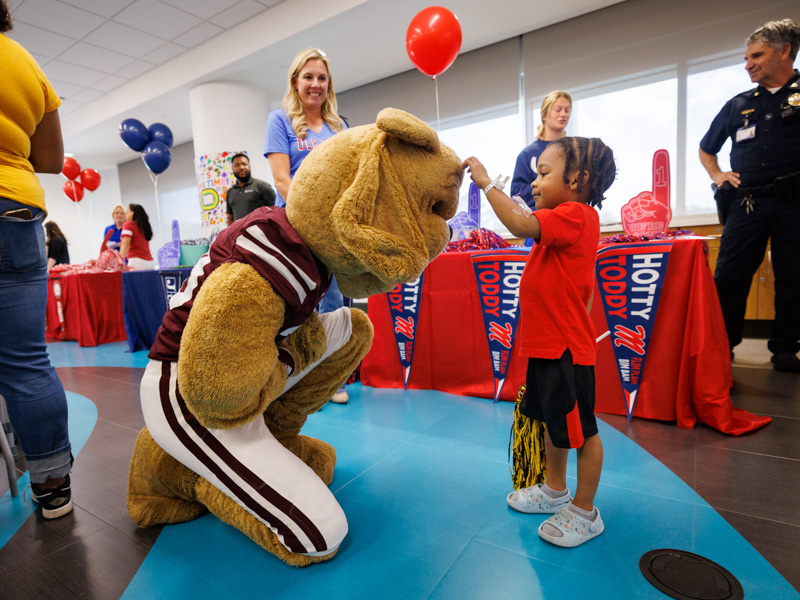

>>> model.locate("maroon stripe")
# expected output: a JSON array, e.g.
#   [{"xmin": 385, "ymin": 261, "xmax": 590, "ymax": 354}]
[
  {"xmin": 156, "ymin": 362, "xmax": 327, "ymax": 553},
  {"xmin": 239, "ymin": 229, "xmax": 314, "ymax": 300}
]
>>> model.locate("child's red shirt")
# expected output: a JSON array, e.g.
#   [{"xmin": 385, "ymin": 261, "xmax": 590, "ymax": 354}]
[{"xmin": 517, "ymin": 202, "xmax": 599, "ymax": 365}]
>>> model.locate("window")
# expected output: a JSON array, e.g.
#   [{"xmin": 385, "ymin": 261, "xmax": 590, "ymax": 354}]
[
  {"xmin": 437, "ymin": 111, "xmax": 523, "ymax": 237},
  {"xmin": 570, "ymin": 77, "xmax": 678, "ymax": 227},
  {"xmin": 685, "ymin": 61, "xmax": 753, "ymax": 215}
]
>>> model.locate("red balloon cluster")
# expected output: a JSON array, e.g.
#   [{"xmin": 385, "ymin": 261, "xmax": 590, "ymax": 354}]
[
  {"xmin": 61, "ymin": 156, "xmax": 101, "ymax": 202},
  {"xmin": 406, "ymin": 6, "xmax": 462, "ymax": 78}
]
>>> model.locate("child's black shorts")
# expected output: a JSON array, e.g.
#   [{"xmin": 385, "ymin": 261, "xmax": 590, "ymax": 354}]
[{"xmin": 520, "ymin": 349, "xmax": 598, "ymax": 449}]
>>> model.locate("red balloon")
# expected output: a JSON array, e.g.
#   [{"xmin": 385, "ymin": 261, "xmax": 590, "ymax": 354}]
[
  {"xmin": 79, "ymin": 168, "xmax": 101, "ymax": 191},
  {"xmin": 406, "ymin": 6, "xmax": 462, "ymax": 78},
  {"xmin": 61, "ymin": 156, "xmax": 81, "ymax": 180},
  {"xmin": 63, "ymin": 180, "xmax": 84, "ymax": 202}
]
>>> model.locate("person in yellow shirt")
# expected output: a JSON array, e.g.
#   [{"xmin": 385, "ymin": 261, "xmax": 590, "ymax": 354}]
[{"xmin": 0, "ymin": 1, "xmax": 74, "ymax": 519}]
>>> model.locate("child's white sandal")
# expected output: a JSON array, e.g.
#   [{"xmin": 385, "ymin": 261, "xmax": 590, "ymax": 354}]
[
  {"xmin": 538, "ymin": 506, "xmax": 604, "ymax": 547},
  {"xmin": 507, "ymin": 484, "xmax": 571, "ymax": 514}
]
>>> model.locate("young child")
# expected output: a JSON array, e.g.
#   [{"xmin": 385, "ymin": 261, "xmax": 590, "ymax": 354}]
[{"xmin": 463, "ymin": 137, "xmax": 616, "ymax": 548}]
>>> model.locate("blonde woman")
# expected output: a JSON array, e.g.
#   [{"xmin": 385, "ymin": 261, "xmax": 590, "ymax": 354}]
[
  {"xmin": 264, "ymin": 48, "xmax": 351, "ymax": 404},
  {"xmin": 264, "ymin": 48, "xmax": 346, "ymax": 207},
  {"xmin": 103, "ymin": 204, "xmax": 126, "ymax": 250},
  {"xmin": 510, "ymin": 91, "xmax": 573, "ymax": 210}
]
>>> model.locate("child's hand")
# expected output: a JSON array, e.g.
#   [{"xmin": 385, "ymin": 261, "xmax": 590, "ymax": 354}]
[{"xmin": 462, "ymin": 157, "xmax": 491, "ymax": 190}]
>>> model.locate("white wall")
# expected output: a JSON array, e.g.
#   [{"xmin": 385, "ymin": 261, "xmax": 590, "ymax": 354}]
[
  {"xmin": 117, "ymin": 141, "xmax": 202, "ymax": 255},
  {"xmin": 40, "ymin": 140, "xmax": 203, "ymax": 266},
  {"xmin": 39, "ymin": 165, "xmax": 123, "ymax": 266}
]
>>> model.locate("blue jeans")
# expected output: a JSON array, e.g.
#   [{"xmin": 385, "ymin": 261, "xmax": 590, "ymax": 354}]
[
  {"xmin": 0, "ymin": 198, "xmax": 72, "ymax": 483},
  {"xmin": 317, "ymin": 276, "xmax": 351, "ymax": 393}
]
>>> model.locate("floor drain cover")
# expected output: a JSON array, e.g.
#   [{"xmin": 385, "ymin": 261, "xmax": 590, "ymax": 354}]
[{"xmin": 639, "ymin": 549, "xmax": 743, "ymax": 600}]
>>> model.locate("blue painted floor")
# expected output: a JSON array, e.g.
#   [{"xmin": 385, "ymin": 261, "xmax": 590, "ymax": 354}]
[{"xmin": 1, "ymin": 340, "xmax": 797, "ymax": 599}]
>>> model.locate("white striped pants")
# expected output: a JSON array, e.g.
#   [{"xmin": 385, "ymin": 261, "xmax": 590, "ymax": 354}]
[{"xmin": 141, "ymin": 307, "xmax": 352, "ymax": 556}]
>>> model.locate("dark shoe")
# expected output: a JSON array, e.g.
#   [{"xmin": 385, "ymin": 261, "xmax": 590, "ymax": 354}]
[
  {"xmin": 771, "ymin": 353, "xmax": 800, "ymax": 373},
  {"xmin": 31, "ymin": 474, "xmax": 73, "ymax": 519}
]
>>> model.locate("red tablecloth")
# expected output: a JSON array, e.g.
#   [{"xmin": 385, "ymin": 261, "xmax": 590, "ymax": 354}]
[
  {"xmin": 361, "ymin": 240, "xmax": 771, "ymax": 435},
  {"xmin": 46, "ymin": 271, "xmax": 127, "ymax": 347}
]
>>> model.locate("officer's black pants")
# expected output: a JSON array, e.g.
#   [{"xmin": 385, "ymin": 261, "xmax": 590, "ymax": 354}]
[{"xmin": 714, "ymin": 193, "xmax": 800, "ymax": 354}]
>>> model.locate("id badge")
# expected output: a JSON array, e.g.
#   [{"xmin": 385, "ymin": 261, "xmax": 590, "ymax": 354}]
[{"xmin": 736, "ymin": 125, "xmax": 756, "ymax": 142}]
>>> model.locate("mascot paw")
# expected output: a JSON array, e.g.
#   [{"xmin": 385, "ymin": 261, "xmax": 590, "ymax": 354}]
[{"xmin": 279, "ymin": 434, "xmax": 337, "ymax": 486}]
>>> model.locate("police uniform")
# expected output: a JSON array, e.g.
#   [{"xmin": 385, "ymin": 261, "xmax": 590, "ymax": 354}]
[{"xmin": 700, "ymin": 69, "xmax": 800, "ymax": 356}]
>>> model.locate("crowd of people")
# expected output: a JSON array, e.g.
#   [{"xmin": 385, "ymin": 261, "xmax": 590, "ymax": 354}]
[{"xmin": 1, "ymin": 0, "xmax": 798, "ymax": 555}]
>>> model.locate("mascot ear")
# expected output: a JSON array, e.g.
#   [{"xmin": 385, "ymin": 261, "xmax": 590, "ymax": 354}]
[
  {"xmin": 376, "ymin": 108, "xmax": 440, "ymax": 154},
  {"xmin": 331, "ymin": 122, "xmax": 429, "ymax": 285}
]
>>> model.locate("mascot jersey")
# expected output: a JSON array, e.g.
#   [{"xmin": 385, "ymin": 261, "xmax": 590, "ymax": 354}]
[
  {"xmin": 149, "ymin": 206, "xmax": 331, "ymax": 362},
  {"xmin": 141, "ymin": 206, "xmax": 347, "ymax": 558}
]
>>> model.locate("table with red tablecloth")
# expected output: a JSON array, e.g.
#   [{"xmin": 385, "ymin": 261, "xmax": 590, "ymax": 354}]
[
  {"xmin": 46, "ymin": 271, "xmax": 126, "ymax": 347},
  {"xmin": 361, "ymin": 240, "xmax": 770, "ymax": 435}
]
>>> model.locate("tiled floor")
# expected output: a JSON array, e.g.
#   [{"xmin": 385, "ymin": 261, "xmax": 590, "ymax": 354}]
[{"xmin": 0, "ymin": 338, "xmax": 798, "ymax": 599}]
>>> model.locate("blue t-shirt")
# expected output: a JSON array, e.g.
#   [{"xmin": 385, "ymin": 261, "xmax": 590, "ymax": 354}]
[
  {"xmin": 263, "ymin": 108, "xmax": 344, "ymax": 206},
  {"xmin": 103, "ymin": 224, "xmax": 123, "ymax": 250},
  {"xmin": 511, "ymin": 139, "xmax": 552, "ymax": 210}
]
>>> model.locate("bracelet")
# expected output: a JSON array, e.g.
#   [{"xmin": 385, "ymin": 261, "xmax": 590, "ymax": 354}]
[{"xmin": 483, "ymin": 174, "xmax": 509, "ymax": 196}]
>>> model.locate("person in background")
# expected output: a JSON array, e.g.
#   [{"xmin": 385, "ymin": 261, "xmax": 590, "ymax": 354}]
[
  {"xmin": 464, "ymin": 136, "xmax": 616, "ymax": 548},
  {"xmin": 45, "ymin": 221, "xmax": 69, "ymax": 271},
  {"xmin": 102, "ymin": 204, "xmax": 126, "ymax": 251},
  {"xmin": 265, "ymin": 47, "xmax": 350, "ymax": 404},
  {"xmin": 699, "ymin": 18, "xmax": 800, "ymax": 372},
  {"xmin": 225, "ymin": 153, "xmax": 276, "ymax": 225},
  {"xmin": 120, "ymin": 203, "xmax": 155, "ymax": 270},
  {"xmin": 0, "ymin": 0, "xmax": 74, "ymax": 519},
  {"xmin": 510, "ymin": 91, "xmax": 573, "ymax": 211}
]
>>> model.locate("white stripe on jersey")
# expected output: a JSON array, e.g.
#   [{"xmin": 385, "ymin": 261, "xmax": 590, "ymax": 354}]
[
  {"xmin": 169, "ymin": 253, "xmax": 211, "ymax": 310},
  {"xmin": 237, "ymin": 225, "xmax": 318, "ymax": 303},
  {"xmin": 161, "ymin": 362, "xmax": 323, "ymax": 553}
]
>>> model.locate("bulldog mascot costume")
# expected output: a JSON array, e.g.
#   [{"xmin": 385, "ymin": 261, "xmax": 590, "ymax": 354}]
[{"xmin": 126, "ymin": 109, "xmax": 463, "ymax": 567}]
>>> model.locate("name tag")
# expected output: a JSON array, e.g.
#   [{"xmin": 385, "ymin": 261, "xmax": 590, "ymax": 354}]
[{"xmin": 736, "ymin": 125, "xmax": 756, "ymax": 142}]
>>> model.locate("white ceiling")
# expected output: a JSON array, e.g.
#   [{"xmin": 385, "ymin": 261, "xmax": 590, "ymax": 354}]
[{"xmin": 7, "ymin": 0, "xmax": 626, "ymax": 168}]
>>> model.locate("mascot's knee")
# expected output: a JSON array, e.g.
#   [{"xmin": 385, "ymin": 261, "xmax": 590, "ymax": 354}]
[
  {"xmin": 305, "ymin": 507, "xmax": 348, "ymax": 557},
  {"xmin": 349, "ymin": 308, "xmax": 374, "ymax": 351}
]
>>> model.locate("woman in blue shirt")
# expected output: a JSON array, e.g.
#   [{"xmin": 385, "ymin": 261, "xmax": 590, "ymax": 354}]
[
  {"xmin": 264, "ymin": 48, "xmax": 350, "ymax": 404},
  {"xmin": 264, "ymin": 48, "xmax": 346, "ymax": 207}
]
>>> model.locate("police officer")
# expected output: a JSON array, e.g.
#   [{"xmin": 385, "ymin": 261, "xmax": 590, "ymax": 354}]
[
  {"xmin": 225, "ymin": 153, "xmax": 276, "ymax": 225},
  {"xmin": 699, "ymin": 19, "xmax": 800, "ymax": 372}
]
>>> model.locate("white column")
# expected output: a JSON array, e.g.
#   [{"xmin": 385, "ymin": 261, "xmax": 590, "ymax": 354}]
[
  {"xmin": 190, "ymin": 81, "xmax": 272, "ymax": 182},
  {"xmin": 189, "ymin": 82, "xmax": 272, "ymax": 238}
]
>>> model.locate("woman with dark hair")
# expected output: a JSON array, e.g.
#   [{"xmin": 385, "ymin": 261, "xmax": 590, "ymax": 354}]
[
  {"xmin": 44, "ymin": 221, "xmax": 69, "ymax": 271},
  {"xmin": 120, "ymin": 203, "xmax": 155, "ymax": 270},
  {"xmin": 0, "ymin": 0, "xmax": 75, "ymax": 519}
]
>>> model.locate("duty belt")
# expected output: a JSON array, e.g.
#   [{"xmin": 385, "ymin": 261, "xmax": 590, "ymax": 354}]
[{"xmin": 732, "ymin": 171, "xmax": 800, "ymax": 201}]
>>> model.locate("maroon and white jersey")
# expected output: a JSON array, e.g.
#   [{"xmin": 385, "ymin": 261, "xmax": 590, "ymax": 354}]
[{"xmin": 149, "ymin": 207, "xmax": 330, "ymax": 362}]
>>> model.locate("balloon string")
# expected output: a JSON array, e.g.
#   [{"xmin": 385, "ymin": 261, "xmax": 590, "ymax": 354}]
[
  {"xmin": 72, "ymin": 188, "xmax": 82, "ymax": 220},
  {"xmin": 434, "ymin": 76, "xmax": 440, "ymax": 132},
  {"xmin": 149, "ymin": 171, "xmax": 162, "ymax": 245}
]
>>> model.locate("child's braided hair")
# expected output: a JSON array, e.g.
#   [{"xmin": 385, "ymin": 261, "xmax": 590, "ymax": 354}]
[{"xmin": 549, "ymin": 137, "xmax": 616, "ymax": 209}]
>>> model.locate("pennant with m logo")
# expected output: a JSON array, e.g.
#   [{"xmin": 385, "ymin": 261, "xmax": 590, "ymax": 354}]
[
  {"xmin": 386, "ymin": 274, "xmax": 425, "ymax": 389},
  {"xmin": 471, "ymin": 249, "xmax": 529, "ymax": 402},
  {"xmin": 596, "ymin": 242, "xmax": 672, "ymax": 421}
]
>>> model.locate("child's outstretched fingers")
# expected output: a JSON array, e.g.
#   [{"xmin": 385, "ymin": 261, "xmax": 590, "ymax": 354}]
[{"xmin": 461, "ymin": 156, "xmax": 490, "ymax": 188}]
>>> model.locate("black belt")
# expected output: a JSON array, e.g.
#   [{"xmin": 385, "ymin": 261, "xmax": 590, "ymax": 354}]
[{"xmin": 733, "ymin": 171, "xmax": 800, "ymax": 200}]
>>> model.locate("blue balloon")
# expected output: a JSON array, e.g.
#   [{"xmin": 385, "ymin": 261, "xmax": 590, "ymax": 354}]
[
  {"xmin": 141, "ymin": 141, "xmax": 172, "ymax": 174},
  {"xmin": 148, "ymin": 122, "xmax": 173, "ymax": 148},
  {"xmin": 119, "ymin": 118, "xmax": 150, "ymax": 152}
]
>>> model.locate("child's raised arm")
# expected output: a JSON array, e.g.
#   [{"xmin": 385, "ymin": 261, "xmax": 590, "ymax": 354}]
[{"xmin": 462, "ymin": 156, "xmax": 541, "ymax": 240}]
